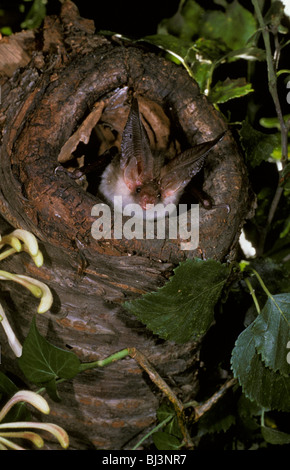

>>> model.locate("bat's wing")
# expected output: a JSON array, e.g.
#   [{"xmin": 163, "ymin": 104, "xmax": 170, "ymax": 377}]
[
  {"xmin": 120, "ymin": 97, "xmax": 154, "ymax": 191},
  {"xmin": 160, "ymin": 133, "xmax": 225, "ymax": 198}
]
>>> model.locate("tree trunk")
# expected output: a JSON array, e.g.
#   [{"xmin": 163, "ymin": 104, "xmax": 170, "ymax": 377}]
[{"xmin": 0, "ymin": 1, "xmax": 253, "ymax": 449}]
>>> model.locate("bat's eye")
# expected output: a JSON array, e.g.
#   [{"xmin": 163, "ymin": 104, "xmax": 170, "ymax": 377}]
[
  {"xmin": 136, "ymin": 187, "xmax": 141, "ymax": 194},
  {"xmin": 157, "ymin": 193, "xmax": 161, "ymax": 198}
]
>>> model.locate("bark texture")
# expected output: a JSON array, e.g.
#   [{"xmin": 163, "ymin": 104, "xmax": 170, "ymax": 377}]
[{"xmin": 0, "ymin": 1, "xmax": 254, "ymax": 449}]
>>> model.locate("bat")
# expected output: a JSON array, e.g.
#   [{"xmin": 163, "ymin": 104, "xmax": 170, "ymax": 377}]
[{"xmin": 98, "ymin": 97, "xmax": 227, "ymax": 217}]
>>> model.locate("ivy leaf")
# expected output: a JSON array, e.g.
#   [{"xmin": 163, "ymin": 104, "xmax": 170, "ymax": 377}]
[
  {"xmin": 18, "ymin": 316, "xmax": 81, "ymax": 386},
  {"xmin": 124, "ymin": 259, "xmax": 230, "ymax": 344},
  {"xmin": 209, "ymin": 78, "xmax": 254, "ymax": 104},
  {"xmin": 252, "ymin": 294, "xmax": 290, "ymax": 376},
  {"xmin": 231, "ymin": 323, "xmax": 290, "ymax": 412},
  {"xmin": 239, "ymin": 120, "xmax": 280, "ymax": 168}
]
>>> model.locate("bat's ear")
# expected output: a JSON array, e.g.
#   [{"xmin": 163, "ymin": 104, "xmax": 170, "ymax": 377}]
[
  {"xmin": 120, "ymin": 97, "xmax": 154, "ymax": 185},
  {"xmin": 160, "ymin": 132, "xmax": 225, "ymax": 198},
  {"xmin": 123, "ymin": 156, "xmax": 141, "ymax": 191}
]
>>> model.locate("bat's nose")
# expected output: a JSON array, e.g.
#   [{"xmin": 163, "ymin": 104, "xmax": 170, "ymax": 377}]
[{"xmin": 140, "ymin": 195, "xmax": 156, "ymax": 210}]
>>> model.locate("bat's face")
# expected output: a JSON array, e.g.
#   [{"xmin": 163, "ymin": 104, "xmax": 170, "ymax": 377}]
[
  {"xmin": 133, "ymin": 181, "xmax": 161, "ymax": 210},
  {"xmin": 99, "ymin": 96, "xmax": 225, "ymax": 217}
]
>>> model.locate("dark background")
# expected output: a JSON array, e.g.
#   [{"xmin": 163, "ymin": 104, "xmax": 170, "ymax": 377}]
[{"xmin": 0, "ymin": 0, "xmax": 180, "ymax": 37}]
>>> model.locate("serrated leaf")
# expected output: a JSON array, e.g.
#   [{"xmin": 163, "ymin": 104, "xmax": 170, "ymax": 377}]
[
  {"xmin": 252, "ymin": 294, "xmax": 290, "ymax": 376},
  {"xmin": 124, "ymin": 259, "xmax": 230, "ymax": 344},
  {"xmin": 200, "ymin": 0, "xmax": 257, "ymax": 50},
  {"xmin": 18, "ymin": 317, "xmax": 81, "ymax": 385},
  {"xmin": 231, "ymin": 323, "xmax": 290, "ymax": 412},
  {"xmin": 239, "ymin": 120, "xmax": 280, "ymax": 168},
  {"xmin": 209, "ymin": 78, "xmax": 253, "ymax": 104}
]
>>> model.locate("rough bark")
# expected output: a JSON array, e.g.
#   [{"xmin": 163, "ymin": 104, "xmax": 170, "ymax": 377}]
[{"xmin": 0, "ymin": 1, "xmax": 254, "ymax": 449}]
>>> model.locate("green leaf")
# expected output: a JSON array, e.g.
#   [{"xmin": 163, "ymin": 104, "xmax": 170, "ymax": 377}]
[
  {"xmin": 0, "ymin": 372, "xmax": 18, "ymax": 397},
  {"xmin": 124, "ymin": 259, "xmax": 230, "ymax": 344},
  {"xmin": 188, "ymin": 60, "xmax": 213, "ymax": 92},
  {"xmin": 280, "ymin": 216, "xmax": 290, "ymax": 238},
  {"xmin": 152, "ymin": 431, "xmax": 183, "ymax": 450},
  {"xmin": 263, "ymin": 1, "xmax": 286, "ymax": 29},
  {"xmin": 239, "ymin": 120, "xmax": 280, "ymax": 168},
  {"xmin": 261, "ymin": 425, "xmax": 290, "ymax": 445},
  {"xmin": 226, "ymin": 46, "xmax": 266, "ymax": 62},
  {"xmin": 231, "ymin": 323, "xmax": 290, "ymax": 412},
  {"xmin": 156, "ymin": 402, "xmax": 182, "ymax": 440},
  {"xmin": 18, "ymin": 316, "xmax": 81, "ymax": 386},
  {"xmin": 252, "ymin": 294, "xmax": 290, "ymax": 376},
  {"xmin": 197, "ymin": 409, "xmax": 236, "ymax": 436},
  {"xmin": 189, "ymin": 37, "xmax": 230, "ymax": 62},
  {"xmin": 184, "ymin": 39, "xmax": 229, "ymax": 91},
  {"xmin": 0, "ymin": 373, "xmax": 31, "ymax": 423},
  {"xmin": 21, "ymin": 0, "xmax": 46, "ymax": 30},
  {"xmin": 200, "ymin": 0, "xmax": 257, "ymax": 50},
  {"xmin": 140, "ymin": 34, "xmax": 192, "ymax": 63},
  {"xmin": 157, "ymin": 0, "xmax": 204, "ymax": 41},
  {"xmin": 281, "ymin": 163, "xmax": 290, "ymax": 191},
  {"xmin": 209, "ymin": 78, "xmax": 254, "ymax": 104},
  {"xmin": 259, "ymin": 114, "xmax": 290, "ymax": 130},
  {"xmin": 0, "ymin": 26, "xmax": 13, "ymax": 36}
]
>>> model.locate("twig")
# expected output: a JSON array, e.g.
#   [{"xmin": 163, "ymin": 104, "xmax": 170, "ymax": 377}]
[
  {"xmin": 191, "ymin": 378, "xmax": 237, "ymax": 422},
  {"xmin": 80, "ymin": 347, "xmax": 194, "ymax": 448},
  {"xmin": 128, "ymin": 347, "xmax": 194, "ymax": 449},
  {"xmin": 252, "ymin": 0, "xmax": 289, "ymax": 255}
]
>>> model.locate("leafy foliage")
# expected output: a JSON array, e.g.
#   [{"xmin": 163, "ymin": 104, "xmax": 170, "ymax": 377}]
[
  {"xmin": 1, "ymin": 0, "xmax": 290, "ymax": 451},
  {"xmin": 124, "ymin": 259, "xmax": 230, "ymax": 343},
  {"xmin": 18, "ymin": 317, "xmax": 81, "ymax": 399}
]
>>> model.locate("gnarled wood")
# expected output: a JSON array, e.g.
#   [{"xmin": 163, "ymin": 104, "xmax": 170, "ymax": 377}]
[{"xmin": 0, "ymin": 1, "xmax": 254, "ymax": 449}]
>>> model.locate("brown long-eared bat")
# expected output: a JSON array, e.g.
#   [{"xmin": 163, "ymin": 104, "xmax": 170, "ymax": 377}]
[{"xmin": 99, "ymin": 97, "xmax": 227, "ymax": 216}]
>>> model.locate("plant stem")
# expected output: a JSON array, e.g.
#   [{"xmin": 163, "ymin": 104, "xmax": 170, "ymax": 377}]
[
  {"xmin": 192, "ymin": 377, "xmax": 237, "ymax": 422},
  {"xmin": 245, "ymin": 277, "xmax": 261, "ymax": 314},
  {"xmin": 80, "ymin": 347, "xmax": 194, "ymax": 448},
  {"xmin": 128, "ymin": 347, "xmax": 194, "ymax": 449},
  {"xmin": 79, "ymin": 348, "xmax": 130, "ymax": 371},
  {"xmin": 251, "ymin": 268, "xmax": 272, "ymax": 299},
  {"xmin": 252, "ymin": 0, "xmax": 288, "ymax": 165},
  {"xmin": 252, "ymin": 0, "xmax": 289, "ymax": 255},
  {"xmin": 131, "ymin": 415, "xmax": 173, "ymax": 450}
]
